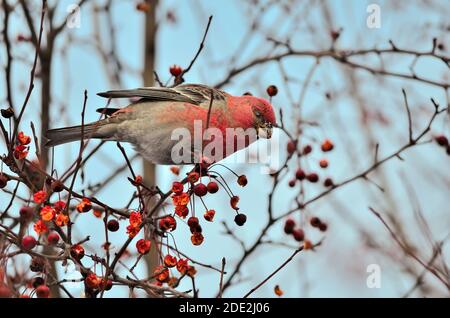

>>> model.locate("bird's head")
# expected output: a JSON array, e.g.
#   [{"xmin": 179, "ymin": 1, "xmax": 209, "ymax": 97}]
[{"xmin": 229, "ymin": 95, "xmax": 277, "ymax": 139}]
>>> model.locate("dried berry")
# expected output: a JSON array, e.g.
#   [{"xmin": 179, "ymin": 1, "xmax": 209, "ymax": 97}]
[
  {"xmin": 324, "ymin": 178, "xmax": 334, "ymax": 187},
  {"xmin": 76, "ymin": 198, "xmax": 92, "ymax": 213},
  {"xmin": 203, "ymin": 209, "xmax": 215, "ymax": 222},
  {"xmin": 319, "ymin": 223, "xmax": 328, "ymax": 232},
  {"xmin": 30, "ymin": 257, "xmax": 45, "ymax": 272},
  {"xmin": 191, "ymin": 232, "xmax": 204, "ymax": 245},
  {"xmin": 164, "ymin": 255, "xmax": 177, "ymax": 268},
  {"xmin": 159, "ymin": 215, "xmax": 177, "ymax": 232},
  {"xmin": 1, "ymin": 107, "xmax": 14, "ymax": 118},
  {"xmin": 175, "ymin": 205, "xmax": 189, "ymax": 218},
  {"xmin": 85, "ymin": 272, "xmax": 101, "ymax": 289},
  {"xmin": 230, "ymin": 196, "xmax": 240, "ymax": 210},
  {"xmin": 171, "ymin": 181, "xmax": 184, "ymax": 194}
]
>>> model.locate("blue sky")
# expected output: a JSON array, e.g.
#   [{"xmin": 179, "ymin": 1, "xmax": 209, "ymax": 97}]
[{"xmin": 1, "ymin": 0, "xmax": 449, "ymax": 297}]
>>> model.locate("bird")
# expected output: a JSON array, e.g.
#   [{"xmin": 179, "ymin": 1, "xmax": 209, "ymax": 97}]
[{"xmin": 45, "ymin": 84, "xmax": 276, "ymax": 164}]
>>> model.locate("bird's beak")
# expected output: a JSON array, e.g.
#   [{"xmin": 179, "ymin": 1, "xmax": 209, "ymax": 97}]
[{"xmin": 257, "ymin": 122, "xmax": 273, "ymax": 139}]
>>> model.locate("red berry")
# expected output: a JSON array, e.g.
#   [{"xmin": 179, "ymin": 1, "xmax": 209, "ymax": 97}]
[
  {"xmin": 287, "ymin": 140, "xmax": 297, "ymax": 155},
  {"xmin": 306, "ymin": 173, "xmax": 319, "ymax": 183},
  {"xmin": 47, "ymin": 232, "xmax": 60, "ymax": 245},
  {"xmin": 0, "ymin": 173, "xmax": 8, "ymax": 188},
  {"xmin": 101, "ymin": 279, "xmax": 113, "ymax": 291},
  {"xmin": 207, "ymin": 181, "xmax": 219, "ymax": 193},
  {"xmin": 292, "ymin": 229, "xmax": 305, "ymax": 242},
  {"xmin": 193, "ymin": 183, "xmax": 208, "ymax": 196},
  {"xmin": 284, "ymin": 219, "xmax": 296, "ymax": 234},
  {"xmin": 187, "ymin": 172, "xmax": 200, "ymax": 183},
  {"xmin": 237, "ymin": 175, "xmax": 248, "ymax": 187},
  {"xmin": 435, "ymin": 135, "xmax": 448, "ymax": 147},
  {"xmin": 302, "ymin": 145, "xmax": 312, "ymax": 155},
  {"xmin": 19, "ymin": 206, "xmax": 34, "ymax": 223},
  {"xmin": 295, "ymin": 169, "xmax": 306, "ymax": 180},
  {"xmin": 234, "ymin": 213, "xmax": 247, "ymax": 226},
  {"xmin": 187, "ymin": 216, "xmax": 199, "ymax": 228},
  {"xmin": 190, "ymin": 224, "xmax": 202, "ymax": 234},
  {"xmin": 169, "ymin": 65, "xmax": 183, "ymax": 77},
  {"xmin": 107, "ymin": 219, "xmax": 120, "ymax": 232},
  {"xmin": 266, "ymin": 85, "xmax": 278, "ymax": 97},
  {"xmin": 310, "ymin": 217, "xmax": 321, "ymax": 227},
  {"xmin": 70, "ymin": 244, "xmax": 85, "ymax": 260},
  {"xmin": 35, "ymin": 285, "xmax": 50, "ymax": 298},
  {"xmin": 324, "ymin": 178, "xmax": 334, "ymax": 187},
  {"xmin": 22, "ymin": 235, "xmax": 37, "ymax": 250},
  {"xmin": 85, "ymin": 272, "xmax": 101, "ymax": 289},
  {"xmin": 321, "ymin": 139, "xmax": 334, "ymax": 152},
  {"xmin": 288, "ymin": 179, "xmax": 296, "ymax": 187},
  {"xmin": 319, "ymin": 159, "xmax": 328, "ymax": 168}
]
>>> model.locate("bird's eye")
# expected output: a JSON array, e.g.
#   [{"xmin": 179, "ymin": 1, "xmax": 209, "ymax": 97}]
[{"xmin": 254, "ymin": 110, "xmax": 262, "ymax": 118}]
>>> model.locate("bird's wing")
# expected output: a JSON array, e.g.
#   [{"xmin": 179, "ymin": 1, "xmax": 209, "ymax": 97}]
[{"xmin": 97, "ymin": 84, "xmax": 229, "ymax": 106}]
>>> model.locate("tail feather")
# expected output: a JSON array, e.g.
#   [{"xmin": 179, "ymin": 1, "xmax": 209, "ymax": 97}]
[{"xmin": 45, "ymin": 122, "xmax": 107, "ymax": 147}]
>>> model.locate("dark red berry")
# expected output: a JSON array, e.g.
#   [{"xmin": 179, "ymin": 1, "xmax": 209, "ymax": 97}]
[
  {"xmin": 237, "ymin": 175, "xmax": 248, "ymax": 187},
  {"xmin": 284, "ymin": 219, "xmax": 295, "ymax": 234},
  {"xmin": 51, "ymin": 180, "xmax": 64, "ymax": 193},
  {"xmin": 302, "ymin": 145, "xmax": 312, "ymax": 155},
  {"xmin": 30, "ymin": 257, "xmax": 45, "ymax": 272},
  {"xmin": 193, "ymin": 183, "xmax": 208, "ymax": 197},
  {"xmin": 295, "ymin": 169, "xmax": 306, "ymax": 180},
  {"xmin": 266, "ymin": 85, "xmax": 278, "ymax": 97},
  {"xmin": 321, "ymin": 139, "xmax": 334, "ymax": 152},
  {"xmin": 0, "ymin": 173, "xmax": 8, "ymax": 188},
  {"xmin": 306, "ymin": 173, "xmax": 319, "ymax": 183},
  {"xmin": 207, "ymin": 181, "xmax": 219, "ymax": 193},
  {"xmin": 187, "ymin": 217, "xmax": 199, "ymax": 228},
  {"xmin": 288, "ymin": 179, "xmax": 296, "ymax": 187},
  {"xmin": 292, "ymin": 229, "xmax": 305, "ymax": 242},
  {"xmin": 319, "ymin": 223, "xmax": 328, "ymax": 232},
  {"xmin": 107, "ymin": 219, "xmax": 120, "ymax": 232},
  {"xmin": 324, "ymin": 178, "xmax": 334, "ymax": 187},
  {"xmin": 310, "ymin": 217, "xmax": 321, "ymax": 227},
  {"xmin": 70, "ymin": 244, "xmax": 85, "ymax": 260},
  {"xmin": 287, "ymin": 140, "xmax": 296, "ymax": 155},
  {"xmin": 435, "ymin": 135, "xmax": 448, "ymax": 147},
  {"xmin": 234, "ymin": 213, "xmax": 247, "ymax": 226}
]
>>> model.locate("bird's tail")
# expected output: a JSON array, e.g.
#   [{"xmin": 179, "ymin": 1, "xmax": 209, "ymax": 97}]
[{"xmin": 45, "ymin": 122, "xmax": 111, "ymax": 147}]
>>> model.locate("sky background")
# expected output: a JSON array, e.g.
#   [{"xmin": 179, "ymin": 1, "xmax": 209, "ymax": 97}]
[{"xmin": 1, "ymin": 0, "xmax": 449, "ymax": 297}]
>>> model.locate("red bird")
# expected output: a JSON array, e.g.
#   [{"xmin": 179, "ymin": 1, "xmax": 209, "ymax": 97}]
[{"xmin": 46, "ymin": 84, "xmax": 276, "ymax": 164}]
